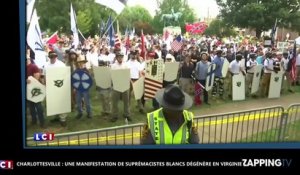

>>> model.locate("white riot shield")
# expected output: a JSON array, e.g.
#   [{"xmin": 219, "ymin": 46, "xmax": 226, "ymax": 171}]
[
  {"xmin": 268, "ymin": 71, "xmax": 284, "ymax": 98},
  {"xmin": 46, "ymin": 67, "xmax": 71, "ymax": 116},
  {"xmin": 251, "ymin": 65, "xmax": 263, "ymax": 94},
  {"xmin": 205, "ymin": 63, "xmax": 216, "ymax": 91},
  {"xmin": 93, "ymin": 67, "xmax": 111, "ymax": 89},
  {"xmin": 133, "ymin": 77, "xmax": 144, "ymax": 100},
  {"xmin": 222, "ymin": 59, "xmax": 229, "ymax": 78},
  {"xmin": 145, "ymin": 59, "xmax": 164, "ymax": 81},
  {"xmin": 111, "ymin": 69, "xmax": 131, "ymax": 92},
  {"xmin": 27, "ymin": 76, "xmax": 46, "ymax": 103},
  {"xmin": 232, "ymin": 73, "xmax": 245, "ymax": 101},
  {"xmin": 164, "ymin": 62, "xmax": 179, "ymax": 81},
  {"xmin": 144, "ymin": 59, "xmax": 164, "ymax": 99}
]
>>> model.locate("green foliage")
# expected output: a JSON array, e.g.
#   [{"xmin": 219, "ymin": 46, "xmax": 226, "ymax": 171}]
[
  {"xmin": 118, "ymin": 6, "xmax": 153, "ymax": 34},
  {"xmin": 152, "ymin": 0, "xmax": 197, "ymax": 33},
  {"xmin": 35, "ymin": 0, "xmax": 114, "ymax": 37},
  {"xmin": 77, "ymin": 10, "xmax": 93, "ymax": 36},
  {"xmin": 216, "ymin": 0, "xmax": 300, "ymax": 37},
  {"xmin": 204, "ymin": 18, "xmax": 237, "ymax": 37}
]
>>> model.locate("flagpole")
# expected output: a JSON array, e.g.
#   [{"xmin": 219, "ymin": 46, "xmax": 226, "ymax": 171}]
[
  {"xmin": 78, "ymin": 29, "xmax": 86, "ymax": 41},
  {"xmin": 101, "ymin": 15, "xmax": 119, "ymax": 38}
]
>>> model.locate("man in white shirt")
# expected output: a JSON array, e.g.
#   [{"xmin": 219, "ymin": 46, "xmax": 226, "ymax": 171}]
[
  {"xmin": 127, "ymin": 52, "xmax": 145, "ymax": 114},
  {"xmin": 110, "ymin": 52, "xmax": 131, "ymax": 122},
  {"xmin": 86, "ymin": 46, "xmax": 98, "ymax": 69},
  {"xmin": 246, "ymin": 53, "xmax": 258, "ymax": 96},
  {"xmin": 44, "ymin": 51, "xmax": 68, "ymax": 127},
  {"xmin": 281, "ymin": 52, "xmax": 294, "ymax": 93},
  {"xmin": 228, "ymin": 54, "xmax": 245, "ymax": 97},
  {"xmin": 260, "ymin": 52, "xmax": 274, "ymax": 97}
]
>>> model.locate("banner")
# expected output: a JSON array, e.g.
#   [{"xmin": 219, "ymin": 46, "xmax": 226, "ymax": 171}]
[
  {"xmin": 46, "ymin": 67, "xmax": 71, "ymax": 116},
  {"xmin": 95, "ymin": 0, "xmax": 125, "ymax": 15},
  {"xmin": 70, "ymin": 3, "xmax": 79, "ymax": 47},
  {"xmin": 277, "ymin": 42, "xmax": 289, "ymax": 52},
  {"xmin": 26, "ymin": 9, "xmax": 47, "ymax": 69},
  {"xmin": 185, "ymin": 22, "xmax": 208, "ymax": 34}
]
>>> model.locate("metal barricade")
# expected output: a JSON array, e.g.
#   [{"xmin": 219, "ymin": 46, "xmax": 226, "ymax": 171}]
[
  {"xmin": 26, "ymin": 123, "xmax": 144, "ymax": 147},
  {"xmin": 194, "ymin": 106, "xmax": 285, "ymax": 143},
  {"xmin": 26, "ymin": 104, "xmax": 300, "ymax": 146},
  {"xmin": 280, "ymin": 103, "xmax": 300, "ymax": 142}
]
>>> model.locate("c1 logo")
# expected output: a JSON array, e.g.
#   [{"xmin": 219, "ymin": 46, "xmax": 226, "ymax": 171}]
[{"xmin": 0, "ymin": 160, "xmax": 13, "ymax": 170}]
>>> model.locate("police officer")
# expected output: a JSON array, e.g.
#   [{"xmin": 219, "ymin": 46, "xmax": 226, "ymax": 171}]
[{"xmin": 141, "ymin": 84, "xmax": 199, "ymax": 144}]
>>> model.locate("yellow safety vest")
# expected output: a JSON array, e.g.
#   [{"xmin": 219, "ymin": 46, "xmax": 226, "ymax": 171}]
[{"xmin": 147, "ymin": 108, "xmax": 194, "ymax": 144}]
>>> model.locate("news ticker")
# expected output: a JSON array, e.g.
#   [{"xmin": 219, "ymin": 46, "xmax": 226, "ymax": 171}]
[{"xmin": 0, "ymin": 159, "xmax": 293, "ymax": 169}]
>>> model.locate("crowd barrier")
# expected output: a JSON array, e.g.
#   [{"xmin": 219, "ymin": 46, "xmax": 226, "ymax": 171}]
[{"xmin": 26, "ymin": 104, "xmax": 300, "ymax": 146}]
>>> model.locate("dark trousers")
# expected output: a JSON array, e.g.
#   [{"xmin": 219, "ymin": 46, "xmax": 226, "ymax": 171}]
[
  {"xmin": 199, "ymin": 80, "xmax": 208, "ymax": 103},
  {"xmin": 28, "ymin": 100, "xmax": 44, "ymax": 126}
]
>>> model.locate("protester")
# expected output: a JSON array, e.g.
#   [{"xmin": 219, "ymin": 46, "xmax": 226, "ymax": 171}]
[
  {"xmin": 43, "ymin": 51, "xmax": 68, "ymax": 127},
  {"xmin": 110, "ymin": 52, "xmax": 131, "ymax": 122},
  {"xmin": 74, "ymin": 55, "xmax": 92, "ymax": 119},
  {"xmin": 27, "ymin": 57, "xmax": 45, "ymax": 128}
]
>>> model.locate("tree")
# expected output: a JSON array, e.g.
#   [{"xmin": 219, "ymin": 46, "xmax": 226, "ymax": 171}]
[
  {"xmin": 77, "ymin": 10, "xmax": 93, "ymax": 36},
  {"xmin": 35, "ymin": 0, "xmax": 111, "ymax": 36},
  {"xmin": 118, "ymin": 6, "xmax": 153, "ymax": 34},
  {"xmin": 216, "ymin": 0, "xmax": 300, "ymax": 38},
  {"xmin": 152, "ymin": 0, "xmax": 197, "ymax": 33},
  {"xmin": 204, "ymin": 19, "xmax": 237, "ymax": 38},
  {"xmin": 290, "ymin": 11, "xmax": 300, "ymax": 34}
]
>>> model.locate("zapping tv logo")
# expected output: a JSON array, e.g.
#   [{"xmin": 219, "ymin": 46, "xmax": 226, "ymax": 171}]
[
  {"xmin": 0, "ymin": 160, "xmax": 13, "ymax": 170},
  {"xmin": 242, "ymin": 159, "xmax": 292, "ymax": 167}
]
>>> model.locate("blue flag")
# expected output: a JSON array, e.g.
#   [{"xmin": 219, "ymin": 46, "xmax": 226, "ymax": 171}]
[{"xmin": 108, "ymin": 16, "xmax": 115, "ymax": 47}]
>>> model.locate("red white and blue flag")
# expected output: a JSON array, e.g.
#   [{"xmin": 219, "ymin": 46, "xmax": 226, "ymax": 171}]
[
  {"xmin": 171, "ymin": 35, "xmax": 183, "ymax": 52},
  {"xmin": 290, "ymin": 42, "xmax": 297, "ymax": 82}
]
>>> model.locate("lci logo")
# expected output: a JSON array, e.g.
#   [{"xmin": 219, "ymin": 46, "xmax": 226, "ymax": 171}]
[
  {"xmin": 33, "ymin": 133, "xmax": 55, "ymax": 141},
  {"xmin": 0, "ymin": 160, "xmax": 13, "ymax": 170}
]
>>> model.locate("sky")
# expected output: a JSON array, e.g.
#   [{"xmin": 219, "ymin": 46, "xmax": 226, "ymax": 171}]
[{"xmin": 127, "ymin": 0, "xmax": 220, "ymax": 19}]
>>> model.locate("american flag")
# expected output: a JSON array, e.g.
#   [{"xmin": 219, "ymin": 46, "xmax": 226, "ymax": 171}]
[
  {"xmin": 144, "ymin": 59, "xmax": 164, "ymax": 100},
  {"xmin": 114, "ymin": 33, "xmax": 121, "ymax": 48},
  {"xmin": 171, "ymin": 35, "xmax": 183, "ymax": 52},
  {"xmin": 290, "ymin": 42, "xmax": 297, "ymax": 81},
  {"xmin": 144, "ymin": 77, "xmax": 163, "ymax": 100}
]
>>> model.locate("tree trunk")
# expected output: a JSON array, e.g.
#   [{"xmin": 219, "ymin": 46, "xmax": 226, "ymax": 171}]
[{"xmin": 256, "ymin": 29, "xmax": 262, "ymax": 38}]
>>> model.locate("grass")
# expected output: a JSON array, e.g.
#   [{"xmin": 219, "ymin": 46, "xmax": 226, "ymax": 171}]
[{"xmin": 26, "ymin": 80, "xmax": 300, "ymax": 138}]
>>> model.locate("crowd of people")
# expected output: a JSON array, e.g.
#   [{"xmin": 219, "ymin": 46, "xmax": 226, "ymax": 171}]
[{"xmin": 26, "ymin": 32, "xmax": 300, "ymax": 129}]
